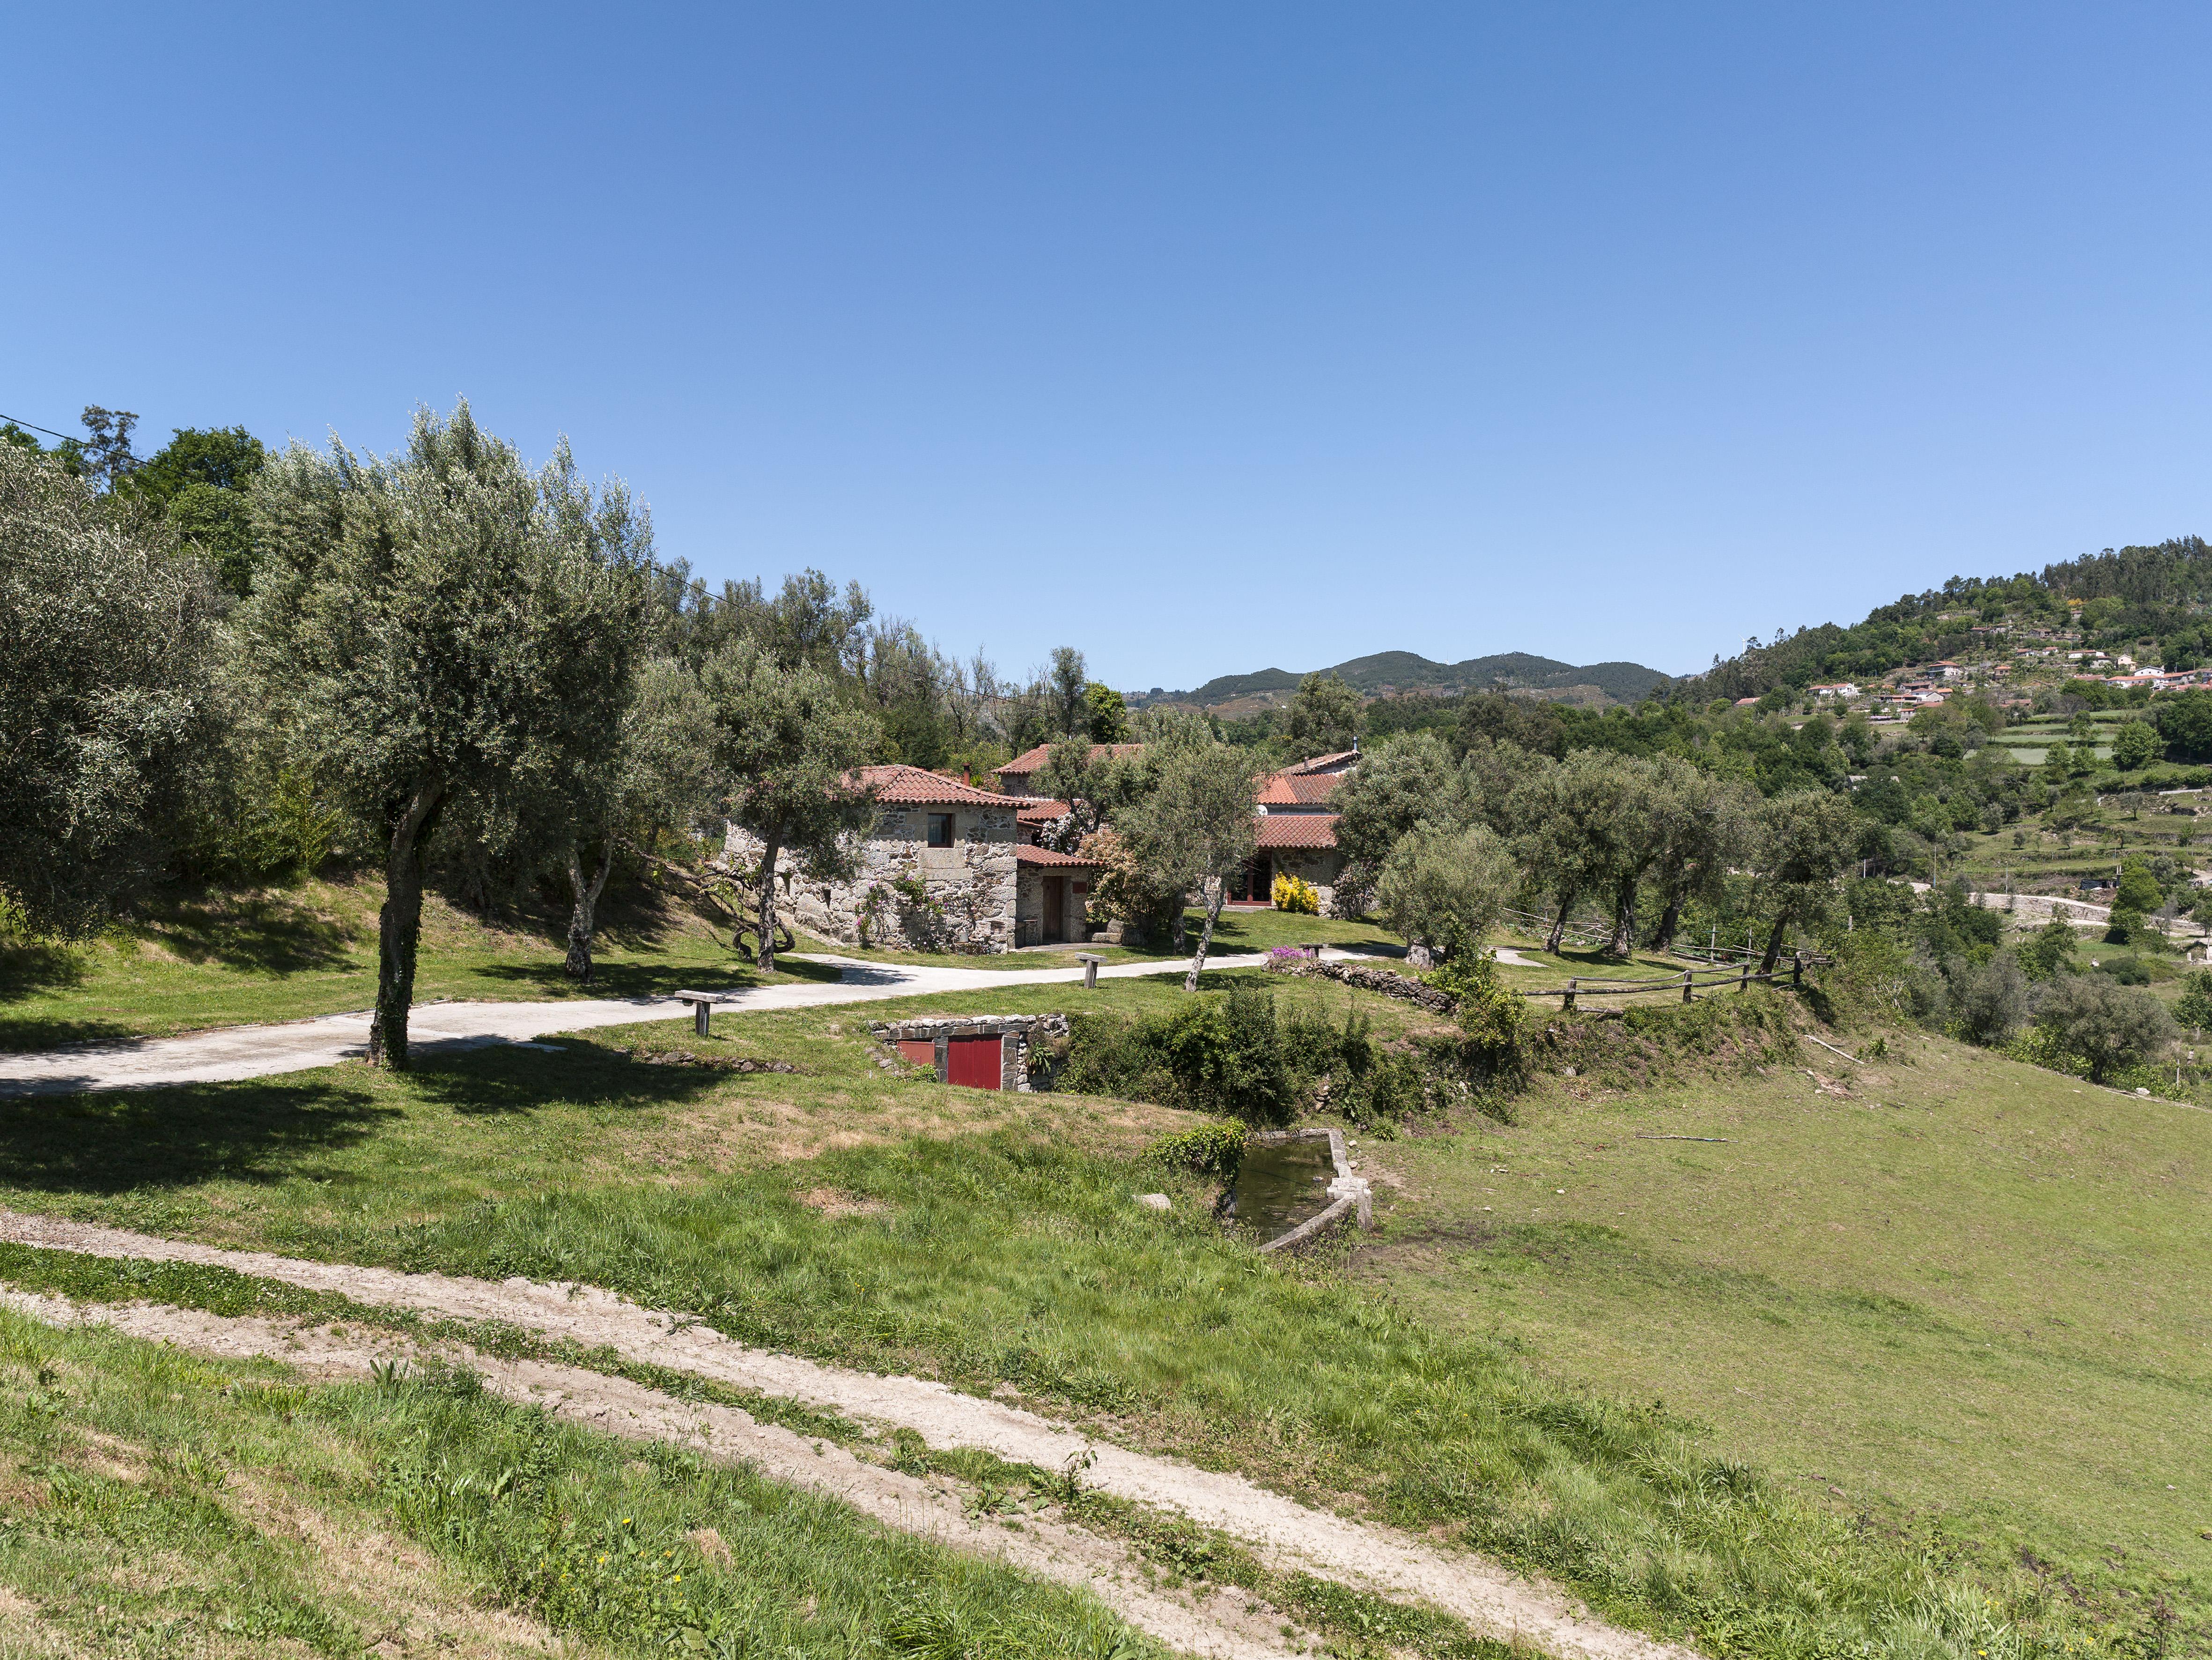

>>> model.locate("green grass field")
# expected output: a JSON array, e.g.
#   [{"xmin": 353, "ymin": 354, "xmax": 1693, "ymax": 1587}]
[
  {"xmin": 0, "ymin": 1307, "xmax": 1153, "ymax": 1659},
  {"xmin": 0, "ymin": 963, "xmax": 2197, "ymax": 1654},
  {"xmin": 1359, "ymin": 1032, "xmax": 2212, "ymax": 1624}
]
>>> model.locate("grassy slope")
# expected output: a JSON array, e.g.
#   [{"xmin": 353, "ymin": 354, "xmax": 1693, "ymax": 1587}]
[
  {"xmin": 0, "ymin": 1309, "xmax": 1150, "ymax": 1659},
  {"xmin": 1357, "ymin": 1028, "xmax": 2212, "ymax": 1601},
  {"xmin": 0, "ymin": 873, "xmax": 820, "ymax": 1052},
  {"xmin": 0, "ymin": 969, "xmax": 2194, "ymax": 1652}
]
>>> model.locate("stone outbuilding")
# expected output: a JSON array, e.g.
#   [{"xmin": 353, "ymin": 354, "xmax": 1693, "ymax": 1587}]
[
  {"xmin": 723, "ymin": 765, "xmax": 1104, "ymax": 954},
  {"xmin": 725, "ymin": 765, "xmax": 1020, "ymax": 953},
  {"xmin": 1229, "ymin": 750, "xmax": 1356, "ymax": 915}
]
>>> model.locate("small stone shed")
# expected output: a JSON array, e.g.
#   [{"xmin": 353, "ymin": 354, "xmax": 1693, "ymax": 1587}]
[
  {"xmin": 1014, "ymin": 843, "xmax": 1100, "ymax": 946},
  {"xmin": 869, "ymin": 1013, "xmax": 1069, "ymax": 1092},
  {"xmin": 725, "ymin": 765, "xmax": 1021, "ymax": 953}
]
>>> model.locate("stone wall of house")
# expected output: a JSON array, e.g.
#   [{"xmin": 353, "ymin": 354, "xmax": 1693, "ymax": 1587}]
[
  {"xmin": 724, "ymin": 804, "xmax": 1019, "ymax": 953},
  {"xmin": 1265, "ymin": 848, "xmax": 1346, "ymax": 918}
]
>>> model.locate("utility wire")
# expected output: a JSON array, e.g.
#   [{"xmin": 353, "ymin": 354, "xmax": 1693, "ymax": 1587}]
[{"xmin": 0, "ymin": 411, "xmax": 86, "ymax": 445}]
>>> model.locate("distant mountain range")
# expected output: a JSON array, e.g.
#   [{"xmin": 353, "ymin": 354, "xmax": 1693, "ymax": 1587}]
[{"xmin": 1140, "ymin": 651, "xmax": 1672, "ymax": 711}]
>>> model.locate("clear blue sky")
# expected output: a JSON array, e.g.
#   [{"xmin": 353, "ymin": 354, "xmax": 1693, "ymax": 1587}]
[{"xmin": 9, "ymin": 5, "xmax": 2210, "ymax": 691}]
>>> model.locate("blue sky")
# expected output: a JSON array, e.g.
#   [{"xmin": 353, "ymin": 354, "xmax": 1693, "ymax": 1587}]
[{"xmin": 7, "ymin": 4, "xmax": 2210, "ymax": 690}]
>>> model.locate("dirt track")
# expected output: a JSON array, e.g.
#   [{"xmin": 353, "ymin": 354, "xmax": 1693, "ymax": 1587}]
[{"xmin": 0, "ymin": 1209, "xmax": 1696, "ymax": 1660}]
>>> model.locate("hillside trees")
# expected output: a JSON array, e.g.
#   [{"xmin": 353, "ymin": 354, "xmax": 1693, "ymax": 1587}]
[
  {"xmin": 0, "ymin": 442, "xmax": 220, "ymax": 934},
  {"xmin": 702, "ymin": 638, "xmax": 881, "ymax": 974},
  {"xmin": 1645, "ymin": 769, "xmax": 1759, "ymax": 952},
  {"xmin": 243, "ymin": 403, "xmax": 649, "ymax": 1068},
  {"xmin": 123, "ymin": 426, "xmax": 269, "ymax": 596},
  {"xmin": 2035, "ymin": 976, "xmax": 2177, "ymax": 1083},
  {"xmin": 1512, "ymin": 750, "xmax": 1642, "ymax": 954},
  {"xmin": 1750, "ymin": 791, "xmax": 1862, "ymax": 973},
  {"xmin": 1283, "ymin": 671, "xmax": 1362, "ymax": 756}
]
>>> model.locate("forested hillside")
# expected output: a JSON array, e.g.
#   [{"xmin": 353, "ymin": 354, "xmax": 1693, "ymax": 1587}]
[
  {"xmin": 1168, "ymin": 649, "xmax": 1670, "ymax": 708},
  {"xmin": 1684, "ymin": 536, "xmax": 2212, "ymax": 702}
]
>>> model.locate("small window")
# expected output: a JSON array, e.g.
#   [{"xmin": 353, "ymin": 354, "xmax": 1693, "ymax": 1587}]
[{"xmin": 927, "ymin": 813, "xmax": 955, "ymax": 848}]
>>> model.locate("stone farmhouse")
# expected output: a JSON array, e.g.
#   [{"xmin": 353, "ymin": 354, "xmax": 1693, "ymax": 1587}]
[
  {"xmin": 724, "ymin": 764, "xmax": 1097, "ymax": 955},
  {"xmin": 1234, "ymin": 749, "xmax": 1357, "ymax": 914}
]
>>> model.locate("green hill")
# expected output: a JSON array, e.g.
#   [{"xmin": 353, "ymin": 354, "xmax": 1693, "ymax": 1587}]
[{"xmin": 1174, "ymin": 651, "xmax": 1670, "ymax": 708}]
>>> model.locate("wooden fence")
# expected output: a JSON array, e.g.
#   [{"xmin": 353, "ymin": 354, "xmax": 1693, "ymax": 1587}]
[{"xmin": 1515, "ymin": 952, "xmax": 1831, "ymax": 1010}]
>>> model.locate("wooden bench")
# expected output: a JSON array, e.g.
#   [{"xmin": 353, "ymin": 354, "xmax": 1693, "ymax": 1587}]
[
  {"xmin": 672, "ymin": 989, "xmax": 734, "ymax": 1036},
  {"xmin": 1073, "ymin": 952, "xmax": 1104, "ymax": 991}
]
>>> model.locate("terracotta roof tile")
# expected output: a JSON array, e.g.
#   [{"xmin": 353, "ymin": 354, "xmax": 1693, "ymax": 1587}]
[
  {"xmin": 992, "ymin": 743, "xmax": 1146, "ymax": 778},
  {"xmin": 1254, "ymin": 813, "xmax": 1340, "ymax": 849},
  {"xmin": 1287, "ymin": 750, "xmax": 1359, "ymax": 774},
  {"xmin": 1014, "ymin": 844, "xmax": 1101, "ymax": 867},
  {"xmin": 853, "ymin": 765, "xmax": 1015, "ymax": 806},
  {"xmin": 1256, "ymin": 771, "xmax": 1342, "ymax": 806},
  {"xmin": 1016, "ymin": 799, "xmax": 1073, "ymax": 824}
]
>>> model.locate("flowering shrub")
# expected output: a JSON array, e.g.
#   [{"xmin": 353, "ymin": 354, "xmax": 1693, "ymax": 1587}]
[
  {"xmin": 1265, "ymin": 945, "xmax": 1308, "ymax": 972},
  {"xmin": 1271, "ymin": 872, "xmax": 1320, "ymax": 915}
]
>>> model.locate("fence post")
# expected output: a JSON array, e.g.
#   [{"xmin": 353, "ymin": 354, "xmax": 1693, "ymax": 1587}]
[
  {"xmin": 1737, "ymin": 961, "xmax": 1750, "ymax": 994},
  {"xmin": 1563, "ymin": 978, "xmax": 1577, "ymax": 1011},
  {"xmin": 1681, "ymin": 969, "xmax": 1694, "ymax": 1003},
  {"xmin": 1792, "ymin": 952, "xmax": 1803, "ymax": 989}
]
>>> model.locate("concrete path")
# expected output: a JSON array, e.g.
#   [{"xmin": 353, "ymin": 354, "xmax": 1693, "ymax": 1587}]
[{"xmin": 0, "ymin": 951, "xmax": 1337, "ymax": 1099}]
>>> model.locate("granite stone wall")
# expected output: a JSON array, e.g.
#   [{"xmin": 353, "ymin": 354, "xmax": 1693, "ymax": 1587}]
[{"xmin": 724, "ymin": 802, "xmax": 1019, "ymax": 954}]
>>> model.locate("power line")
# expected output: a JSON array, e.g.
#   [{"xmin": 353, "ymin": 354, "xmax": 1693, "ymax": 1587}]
[{"xmin": 0, "ymin": 411, "xmax": 85, "ymax": 446}]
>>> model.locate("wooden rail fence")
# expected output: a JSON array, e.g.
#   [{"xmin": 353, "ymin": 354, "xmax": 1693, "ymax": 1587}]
[{"xmin": 1517, "ymin": 952, "xmax": 1831, "ymax": 1010}]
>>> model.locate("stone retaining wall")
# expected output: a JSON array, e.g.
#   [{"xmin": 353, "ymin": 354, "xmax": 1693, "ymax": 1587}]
[
  {"xmin": 1271, "ymin": 958, "xmax": 1457, "ymax": 1014},
  {"xmin": 867, "ymin": 1013, "xmax": 1069, "ymax": 1092}
]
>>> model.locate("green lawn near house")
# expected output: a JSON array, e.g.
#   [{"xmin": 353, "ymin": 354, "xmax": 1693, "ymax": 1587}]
[{"xmin": 0, "ymin": 874, "xmax": 817, "ymax": 1053}]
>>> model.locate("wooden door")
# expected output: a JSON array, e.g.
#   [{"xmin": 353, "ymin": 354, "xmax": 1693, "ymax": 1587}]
[
  {"xmin": 946, "ymin": 1034, "xmax": 1002, "ymax": 1090},
  {"xmin": 1043, "ymin": 873, "xmax": 1067, "ymax": 944}
]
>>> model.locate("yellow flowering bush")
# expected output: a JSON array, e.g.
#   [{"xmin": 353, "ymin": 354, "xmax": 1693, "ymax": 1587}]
[{"xmin": 1272, "ymin": 872, "xmax": 1320, "ymax": 915}]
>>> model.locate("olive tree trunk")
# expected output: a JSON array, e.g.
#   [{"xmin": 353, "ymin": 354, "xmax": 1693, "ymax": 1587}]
[
  {"xmin": 1544, "ymin": 884, "xmax": 1579, "ymax": 954},
  {"xmin": 366, "ymin": 783, "xmax": 446, "ymax": 1070},
  {"xmin": 1184, "ymin": 876, "xmax": 1228, "ymax": 992},
  {"xmin": 756, "ymin": 833, "xmax": 783, "ymax": 974},
  {"xmin": 1607, "ymin": 874, "xmax": 1639, "ymax": 957},
  {"xmin": 1652, "ymin": 885, "xmax": 1686, "ymax": 955},
  {"xmin": 563, "ymin": 838, "xmax": 615, "ymax": 982},
  {"xmin": 1758, "ymin": 910, "xmax": 1792, "ymax": 976}
]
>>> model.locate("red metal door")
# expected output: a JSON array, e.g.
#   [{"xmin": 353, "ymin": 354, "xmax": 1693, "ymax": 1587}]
[
  {"xmin": 896, "ymin": 1040, "xmax": 937, "ymax": 1071},
  {"xmin": 945, "ymin": 1034, "xmax": 1002, "ymax": 1090}
]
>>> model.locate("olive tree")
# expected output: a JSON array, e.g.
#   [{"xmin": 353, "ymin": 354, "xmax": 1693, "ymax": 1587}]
[
  {"xmin": 1509, "ymin": 750, "xmax": 1639, "ymax": 954},
  {"xmin": 701, "ymin": 638, "xmax": 881, "ymax": 974},
  {"xmin": 1121, "ymin": 738, "xmax": 1258, "ymax": 989},
  {"xmin": 560, "ymin": 656, "xmax": 717, "ymax": 981},
  {"xmin": 1375, "ymin": 822, "xmax": 1516, "ymax": 960},
  {"xmin": 2035, "ymin": 975, "xmax": 2176, "ymax": 1083},
  {"xmin": 0, "ymin": 442, "xmax": 218, "ymax": 934},
  {"xmin": 1645, "ymin": 768, "xmax": 1758, "ymax": 953},
  {"xmin": 1750, "ymin": 791, "xmax": 1862, "ymax": 973},
  {"xmin": 245, "ymin": 404, "xmax": 649, "ymax": 1068}
]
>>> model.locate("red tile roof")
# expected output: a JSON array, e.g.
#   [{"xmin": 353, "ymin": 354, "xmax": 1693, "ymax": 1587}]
[
  {"xmin": 853, "ymin": 765, "xmax": 1015, "ymax": 806},
  {"xmin": 1254, "ymin": 812, "xmax": 1340, "ymax": 849},
  {"xmin": 1016, "ymin": 798, "xmax": 1073, "ymax": 825},
  {"xmin": 1287, "ymin": 750, "xmax": 1358, "ymax": 774},
  {"xmin": 992, "ymin": 742, "xmax": 1146, "ymax": 778},
  {"xmin": 1256, "ymin": 771, "xmax": 1342, "ymax": 807},
  {"xmin": 1014, "ymin": 843, "xmax": 1101, "ymax": 867}
]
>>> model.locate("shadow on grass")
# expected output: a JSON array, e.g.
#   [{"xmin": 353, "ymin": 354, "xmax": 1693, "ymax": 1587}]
[
  {"xmin": 0, "ymin": 1081, "xmax": 396, "ymax": 1193},
  {"xmin": 403, "ymin": 1039, "xmax": 737, "ymax": 1116},
  {"xmin": 130, "ymin": 889, "xmax": 362, "ymax": 974},
  {"xmin": 463, "ymin": 959, "xmax": 771, "ymax": 999}
]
